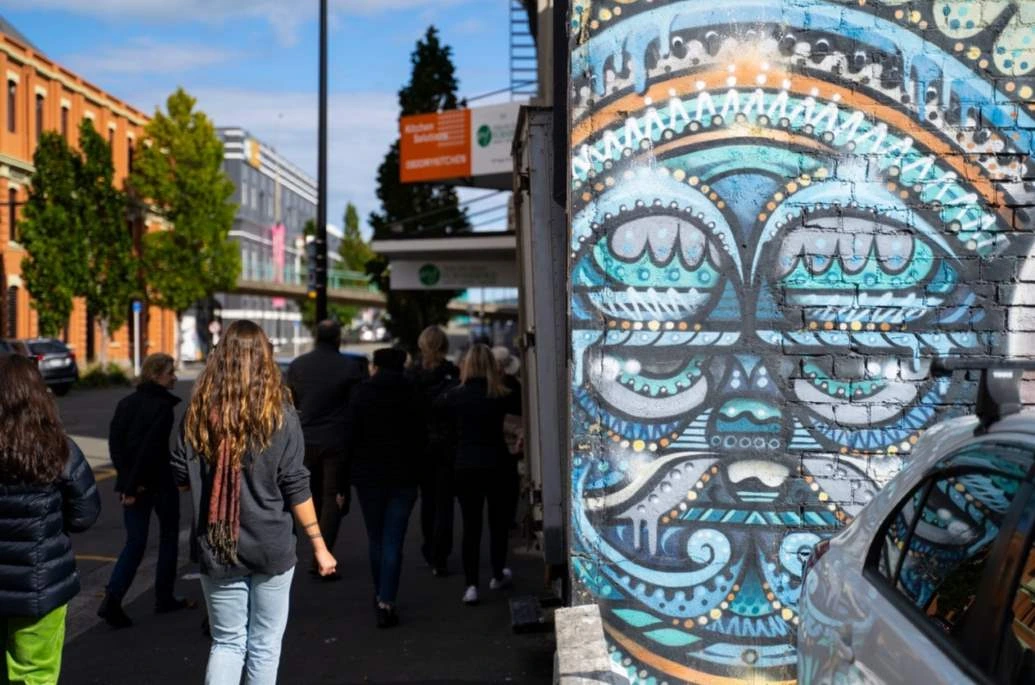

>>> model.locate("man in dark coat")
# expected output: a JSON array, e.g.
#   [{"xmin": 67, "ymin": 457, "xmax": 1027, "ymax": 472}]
[
  {"xmin": 99, "ymin": 353, "xmax": 186, "ymax": 627},
  {"xmin": 286, "ymin": 320, "xmax": 368, "ymax": 577}
]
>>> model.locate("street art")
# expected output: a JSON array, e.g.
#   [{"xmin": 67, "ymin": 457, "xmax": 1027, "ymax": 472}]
[{"xmin": 567, "ymin": 1, "xmax": 1035, "ymax": 682}]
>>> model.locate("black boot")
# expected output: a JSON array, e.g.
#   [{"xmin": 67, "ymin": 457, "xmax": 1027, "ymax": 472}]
[
  {"xmin": 376, "ymin": 604, "xmax": 399, "ymax": 629},
  {"xmin": 97, "ymin": 592, "xmax": 132, "ymax": 629}
]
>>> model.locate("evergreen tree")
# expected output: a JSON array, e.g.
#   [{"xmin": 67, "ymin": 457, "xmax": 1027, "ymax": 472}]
[
  {"xmin": 340, "ymin": 202, "xmax": 374, "ymax": 272},
  {"xmin": 129, "ymin": 88, "xmax": 239, "ymax": 360},
  {"xmin": 78, "ymin": 120, "xmax": 136, "ymax": 364},
  {"xmin": 19, "ymin": 133, "xmax": 86, "ymax": 336},
  {"xmin": 368, "ymin": 26, "xmax": 469, "ymax": 348}
]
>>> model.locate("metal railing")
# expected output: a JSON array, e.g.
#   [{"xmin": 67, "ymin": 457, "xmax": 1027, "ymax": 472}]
[{"xmin": 238, "ymin": 263, "xmax": 378, "ymax": 293}]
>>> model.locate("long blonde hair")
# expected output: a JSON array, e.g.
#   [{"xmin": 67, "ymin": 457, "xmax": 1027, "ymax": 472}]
[
  {"xmin": 184, "ymin": 320, "xmax": 291, "ymax": 468},
  {"xmin": 461, "ymin": 344, "xmax": 509, "ymax": 399}
]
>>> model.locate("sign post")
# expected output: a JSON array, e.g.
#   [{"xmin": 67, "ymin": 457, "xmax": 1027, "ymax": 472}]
[{"xmin": 132, "ymin": 300, "xmax": 142, "ymax": 378}]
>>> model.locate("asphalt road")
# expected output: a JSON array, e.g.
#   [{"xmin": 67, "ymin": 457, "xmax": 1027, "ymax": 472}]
[{"xmin": 55, "ymin": 376, "xmax": 555, "ymax": 684}]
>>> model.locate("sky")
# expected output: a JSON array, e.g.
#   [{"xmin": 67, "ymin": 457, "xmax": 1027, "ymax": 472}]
[{"xmin": 1, "ymin": 0, "xmax": 517, "ymax": 236}]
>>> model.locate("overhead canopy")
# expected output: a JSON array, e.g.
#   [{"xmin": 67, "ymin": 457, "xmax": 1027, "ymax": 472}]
[{"xmin": 371, "ymin": 231, "xmax": 518, "ymax": 290}]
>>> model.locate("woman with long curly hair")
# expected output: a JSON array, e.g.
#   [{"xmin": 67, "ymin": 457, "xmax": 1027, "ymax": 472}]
[
  {"xmin": 0, "ymin": 354, "xmax": 100, "ymax": 684},
  {"xmin": 172, "ymin": 320, "xmax": 336, "ymax": 685}
]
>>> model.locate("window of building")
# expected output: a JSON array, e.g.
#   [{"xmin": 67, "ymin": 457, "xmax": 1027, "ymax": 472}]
[
  {"xmin": 127, "ymin": 138, "xmax": 134, "ymax": 172},
  {"xmin": 108, "ymin": 126, "xmax": 114, "ymax": 147},
  {"xmin": 5, "ymin": 286, "xmax": 17, "ymax": 338},
  {"xmin": 60, "ymin": 106, "xmax": 69, "ymax": 139},
  {"xmin": 8, "ymin": 187, "xmax": 17, "ymax": 243},
  {"xmin": 34, "ymin": 93, "xmax": 43, "ymax": 141},
  {"xmin": 7, "ymin": 80, "xmax": 16, "ymax": 133}
]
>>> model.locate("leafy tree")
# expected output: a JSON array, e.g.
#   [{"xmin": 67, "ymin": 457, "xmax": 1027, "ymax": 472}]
[
  {"xmin": 368, "ymin": 26, "xmax": 469, "ymax": 348},
  {"xmin": 129, "ymin": 88, "xmax": 239, "ymax": 360},
  {"xmin": 340, "ymin": 202, "xmax": 374, "ymax": 272},
  {"xmin": 19, "ymin": 133, "xmax": 85, "ymax": 336},
  {"xmin": 78, "ymin": 120, "xmax": 136, "ymax": 364}
]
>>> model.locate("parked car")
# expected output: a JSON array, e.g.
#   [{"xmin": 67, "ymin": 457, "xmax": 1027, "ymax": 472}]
[
  {"xmin": 0, "ymin": 338, "xmax": 30, "ymax": 359},
  {"xmin": 21, "ymin": 338, "xmax": 78, "ymax": 396},
  {"xmin": 798, "ymin": 361, "xmax": 1035, "ymax": 685}
]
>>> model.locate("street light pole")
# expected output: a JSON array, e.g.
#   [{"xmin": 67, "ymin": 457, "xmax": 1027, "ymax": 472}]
[{"xmin": 315, "ymin": 0, "xmax": 329, "ymax": 321}]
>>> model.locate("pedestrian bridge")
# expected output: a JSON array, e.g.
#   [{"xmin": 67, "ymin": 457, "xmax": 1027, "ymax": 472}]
[{"xmin": 234, "ymin": 268, "xmax": 517, "ymax": 319}]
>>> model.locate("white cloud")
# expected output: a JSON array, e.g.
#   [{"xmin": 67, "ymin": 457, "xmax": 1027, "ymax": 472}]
[
  {"xmin": 452, "ymin": 17, "xmax": 486, "ymax": 35},
  {"xmin": 9, "ymin": 0, "xmax": 476, "ymax": 46},
  {"xmin": 66, "ymin": 39, "xmax": 240, "ymax": 75}
]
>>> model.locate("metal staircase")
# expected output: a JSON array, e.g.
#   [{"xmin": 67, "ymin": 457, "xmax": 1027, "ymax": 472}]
[{"xmin": 510, "ymin": 0, "xmax": 538, "ymax": 100}]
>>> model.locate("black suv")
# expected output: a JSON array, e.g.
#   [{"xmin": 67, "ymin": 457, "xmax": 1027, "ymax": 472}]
[{"xmin": 22, "ymin": 338, "xmax": 78, "ymax": 396}]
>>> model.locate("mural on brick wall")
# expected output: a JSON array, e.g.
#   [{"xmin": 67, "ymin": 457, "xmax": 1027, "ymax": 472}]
[{"xmin": 567, "ymin": 1, "xmax": 1035, "ymax": 682}]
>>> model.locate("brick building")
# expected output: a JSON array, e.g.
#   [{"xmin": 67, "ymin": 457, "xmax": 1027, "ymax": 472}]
[{"xmin": 0, "ymin": 16, "xmax": 175, "ymax": 362}]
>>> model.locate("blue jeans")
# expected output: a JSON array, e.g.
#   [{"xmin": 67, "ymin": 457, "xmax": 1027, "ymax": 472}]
[
  {"xmin": 200, "ymin": 567, "xmax": 295, "ymax": 685},
  {"xmin": 106, "ymin": 485, "xmax": 180, "ymax": 603},
  {"xmin": 355, "ymin": 485, "xmax": 418, "ymax": 605}
]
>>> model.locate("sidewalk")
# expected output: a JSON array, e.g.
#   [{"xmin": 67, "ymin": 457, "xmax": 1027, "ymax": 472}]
[{"xmin": 62, "ymin": 506, "xmax": 556, "ymax": 684}]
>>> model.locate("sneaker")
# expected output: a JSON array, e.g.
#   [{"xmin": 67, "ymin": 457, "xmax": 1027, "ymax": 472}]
[
  {"xmin": 97, "ymin": 592, "xmax": 132, "ymax": 629},
  {"xmin": 489, "ymin": 568, "xmax": 513, "ymax": 591},
  {"xmin": 462, "ymin": 586, "xmax": 479, "ymax": 605}
]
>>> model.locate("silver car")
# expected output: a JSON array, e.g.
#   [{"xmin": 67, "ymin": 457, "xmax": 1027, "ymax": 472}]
[{"xmin": 798, "ymin": 365, "xmax": 1035, "ymax": 684}]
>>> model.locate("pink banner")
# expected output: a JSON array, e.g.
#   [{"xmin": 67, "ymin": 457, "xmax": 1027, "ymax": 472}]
[{"xmin": 271, "ymin": 223, "xmax": 286, "ymax": 283}]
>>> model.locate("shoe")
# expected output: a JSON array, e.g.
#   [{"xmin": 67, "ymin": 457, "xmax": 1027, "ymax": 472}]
[
  {"xmin": 376, "ymin": 604, "xmax": 399, "ymax": 629},
  {"xmin": 97, "ymin": 592, "xmax": 132, "ymax": 629},
  {"xmin": 462, "ymin": 586, "xmax": 479, "ymax": 605},
  {"xmin": 155, "ymin": 597, "xmax": 197, "ymax": 614},
  {"xmin": 489, "ymin": 568, "xmax": 513, "ymax": 591}
]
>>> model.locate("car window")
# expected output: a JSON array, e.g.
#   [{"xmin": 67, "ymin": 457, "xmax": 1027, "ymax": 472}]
[
  {"xmin": 27, "ymin": 340, "xmax": 68, "ymax": 355},
  {"xmin": 874, "ymin": 443, "xmax": 1032, "ymax": 641},
  {"xmin": 1003, "ymin": 534, "xmax": 1035, "ymax": 681}
]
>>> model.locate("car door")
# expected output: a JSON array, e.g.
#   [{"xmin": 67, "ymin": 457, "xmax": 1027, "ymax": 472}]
[{"xmin": 851, "ymin": 439, "xmax": 1035, "ymax": 684}]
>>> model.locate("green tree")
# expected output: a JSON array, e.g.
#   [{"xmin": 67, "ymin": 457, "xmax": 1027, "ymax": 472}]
[
  {"xmin": 19, "ymin": 133, "xmax": 85, "ymax": 336},
  {"xmin": 340, "ymin": 202, "xmax": 374, "ymax": 272},
  {"xmin": 368, "ymin": 25, "xmax": 469, "ymax": 348},
  {"xmin": 129, "ymin": 88, "xmax": 239, "ymax": 360},
  {"xmin": 78, "ymin": 120, "xmax": 136, "ymax": 364}
]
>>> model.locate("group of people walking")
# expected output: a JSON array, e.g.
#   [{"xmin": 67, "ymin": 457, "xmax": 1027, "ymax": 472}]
[{"xmin": 0, "ymin": 317, "xmax": 523, "ymax": 684}]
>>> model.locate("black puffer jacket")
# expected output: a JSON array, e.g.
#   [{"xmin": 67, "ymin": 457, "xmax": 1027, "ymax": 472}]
[
  {"xmin": 0, "ymin": 440, "xmax": 101, "ymax": 618},
  {"xmin": 109, "ymin": 382, "xmax": 181, "ymax": 494}
]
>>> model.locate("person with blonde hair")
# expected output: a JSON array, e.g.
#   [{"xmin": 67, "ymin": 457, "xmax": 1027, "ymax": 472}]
[
  {"xmin": 412, "ymin": 325, "xmax": 459, "ymax": 575},
  {"xmin": 0, "ymin": 355, "xmax": 100, "ymax": 684},
  {"xmin": 172, "ymin": 320, "xmax": 335, "ymax": 684},
  {"xmin": 435, "ymin": 343, "xmax": 521, "ymax": 605},
  {"xmin": 99, "ymin": 352, "xmax": 189, "ymax": 628}
]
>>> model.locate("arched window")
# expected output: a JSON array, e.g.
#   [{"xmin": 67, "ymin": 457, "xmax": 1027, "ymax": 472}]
[{"xmin": 6, "ymin": 286, "xmax": 18, "ymax": 338}]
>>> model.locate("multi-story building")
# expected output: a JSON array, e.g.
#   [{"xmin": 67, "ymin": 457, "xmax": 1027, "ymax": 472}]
[
  {"xmin": 181, "ymin": 128, "xmax": 342, "ymax": 359},
  {"xmin": 0, "ymin": 16, "xmax": 175, "ymax": 361}
]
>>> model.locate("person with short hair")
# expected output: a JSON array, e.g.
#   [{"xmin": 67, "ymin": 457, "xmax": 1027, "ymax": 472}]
[
  {"xmin": 286, "ymin": 320, "xmax": 368, "ymax": 578},
  {"xmin": 99, "ymin": 352, "xmax": 190, "ymax": 628},
  {"xmin": 435, "ymin": 344, "xmax": 521, "ymax": 605},
  {"xmin": 344, "ymin": 347, "xmax": 426, "ymax": 628},
  {"xmin": 0, "ymin": 354, "xmax": 100, "ymax": 683},
  {"xmin": 173, "ymin": 320, "xmax": 336, "ymax": 684},
  {"xmin": 412, "ymin": 325, "xmax": 460, "ymax": 575}
]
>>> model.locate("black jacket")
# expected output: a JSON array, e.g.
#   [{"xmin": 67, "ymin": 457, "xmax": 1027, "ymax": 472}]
[
  {"xmin": 435, "ymin": 379, "xmax": 520, "ymax": 471},
  {"xmin": 0, "ymin": 440, "xmax": 101, "ymax": 618},
  {"xmin": 109, "ymin": 382, "xmax": 181, "ymax": 494},
  {"xmin": 286, "ymin": 344, "xmax": 368, "ymax": 448},
  {"xmin": 344, "ymin": 370, "xmax": 426, "ymax": 489},
  {"xmin": 171, "ymin": 409, "xmax": 312, "ymax": 579},
  {"xmin": 409, "ymin": 360, "xmax": 459, "ymax": 448}
]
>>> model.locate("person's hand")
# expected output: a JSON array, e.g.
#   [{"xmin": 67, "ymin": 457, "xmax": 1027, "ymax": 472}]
[
  {"xmin": 314, "ymin": 548, "xmax": 337, "ymax": 577},
  {"xmin": 120, "ymin": 493, "xmax": 136, "ymax": 506}
]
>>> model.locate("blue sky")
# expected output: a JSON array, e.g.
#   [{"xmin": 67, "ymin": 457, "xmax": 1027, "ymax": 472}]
[{"xmin": 2, "ymin": 0, "xmax": 515, "ymax": 234}]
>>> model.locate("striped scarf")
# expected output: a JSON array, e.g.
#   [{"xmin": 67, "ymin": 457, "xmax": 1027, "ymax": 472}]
[{"xmin": 206, "ymin": 433, "xmax": 241, "ymax": 566}]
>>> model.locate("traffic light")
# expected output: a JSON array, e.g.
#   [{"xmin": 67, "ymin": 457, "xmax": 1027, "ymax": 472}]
[{"xmin": 305, "ymin": 239, "xmax": 320, "ymax": 299}]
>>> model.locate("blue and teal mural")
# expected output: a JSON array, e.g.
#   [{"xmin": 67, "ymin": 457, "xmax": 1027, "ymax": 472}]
[{"xmin": 567, "ymin": 1, "xmax": 1035, "ymax": 682}]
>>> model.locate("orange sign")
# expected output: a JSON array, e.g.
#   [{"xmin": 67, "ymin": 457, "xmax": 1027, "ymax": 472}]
[{"xmin": 399, "ymin": 109, "xmax": 471, "ymax": 183}]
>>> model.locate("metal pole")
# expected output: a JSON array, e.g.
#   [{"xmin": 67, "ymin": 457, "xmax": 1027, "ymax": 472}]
[
  {"xmin": 132, "ymin": 303, "xmax": 141, "ymax": 378},
  {"xmin": 315, "ymin": 0, "xmax": 329, "ymax": 321}
]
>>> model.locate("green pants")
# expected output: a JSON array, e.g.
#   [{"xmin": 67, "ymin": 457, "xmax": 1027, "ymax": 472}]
[{"xmin": 1, "ymin": 605, "xmax": 66, "ymax": 685}]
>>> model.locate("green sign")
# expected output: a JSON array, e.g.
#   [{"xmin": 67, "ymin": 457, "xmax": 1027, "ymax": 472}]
[
  {"xmin": 418, "ymin": 263, "xmax": 441, "ymax": 286},
  {"xmin": 476, "ymin": 124, "xmax": 492, "ymax": 148}
]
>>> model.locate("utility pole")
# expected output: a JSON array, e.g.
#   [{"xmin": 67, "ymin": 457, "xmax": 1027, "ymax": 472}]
[{"xmin": 315, "ymin": 0, "xmax": 329, "ymax": 321}]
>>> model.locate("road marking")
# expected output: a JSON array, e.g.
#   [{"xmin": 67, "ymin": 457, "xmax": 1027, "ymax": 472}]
[{"xmin": 75, "ymin": 554, "xmax": 118, "ymax": 563}]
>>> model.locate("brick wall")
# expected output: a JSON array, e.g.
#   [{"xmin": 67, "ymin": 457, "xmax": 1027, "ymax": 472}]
[{"xmin": 566, "ymin": 1, "xmax": 1035, "ymax": 682}]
